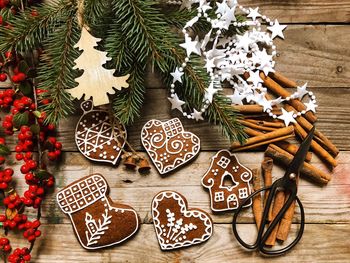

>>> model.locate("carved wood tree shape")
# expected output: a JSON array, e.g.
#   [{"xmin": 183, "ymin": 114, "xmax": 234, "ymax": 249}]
[{"xmin": 68, "ymin": 28, "xmax": 130, "ymax": 106}]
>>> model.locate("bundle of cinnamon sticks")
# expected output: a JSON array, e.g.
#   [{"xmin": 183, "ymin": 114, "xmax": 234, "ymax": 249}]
[
  {"xmin": 231, "ymin": 71, "xmax": 339, "ymax": 185},
  {"xmin": 251, "ymin": 158, "xmax": 297, "ymax": 246},
  {"xmin": 230, "ymin": 71, "xmax": 339, "ymax": 245}
]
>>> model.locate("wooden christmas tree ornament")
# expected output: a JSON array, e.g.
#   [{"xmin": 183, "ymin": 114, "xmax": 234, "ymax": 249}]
[{"xmin": 68, "ymin": 27, "xmax": 130, "ymax": 106}]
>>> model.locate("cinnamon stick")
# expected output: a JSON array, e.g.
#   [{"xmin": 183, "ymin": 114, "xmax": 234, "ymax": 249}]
[
  {"xmin": 239, "ymin": 120, "xmax": 277, "ymax": 132},
  {"xmin": 265, "ymin": 144, "xmax": 331, "ymax": 184},
  {"xmin": 276, "ymin": 193, "xmax": 297, "ymax": 242},
  {"xmin": 260, "ymin": 72, "xmax": 317, "ymax": 123},
  {"xmin": 231, "ymin": 126, "xmax": 294, "ymax": 149},
  {"xmin": 251, "ymin": 168, "xmax": 263, "ymax": 230},
  {"xmin": 265, "ymin": 190, "xmax": 285, "ymax": 246},
  {"xmin": 231, "ymin": 135, "xmax": 294, "ymax": 152},
  {"xmin": 270, "ymin": 72, "xmax": 297, "ymax": 89},
  {"xmin": 244, "ymin": 127, "xmax": 263, "ymax": 137},
  {"xmin": 262, "ymin": 157, "xmax": 274, "ymax": 222},
  {"xmin": 274, "ymin": 141, "xmax": 313, "ymax": 162},
  {"xmin": 233, "ymin": 105, "xmax": 282, "ymax": 115},
  {"xmin": 245, "ymin": 119, "xmax": 285, "ymax": 128},
  {"xmin": 285, "ymin": 105, "xmax": 339, "ymax": 157},
  {"xmin": 284, "ymin": 105, "xmax": 337, "ymax": 168}
]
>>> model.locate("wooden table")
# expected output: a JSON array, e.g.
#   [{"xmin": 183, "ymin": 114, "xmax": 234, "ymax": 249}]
[{"xmin": 7, "ymin": 1, "xmax": 350, "ymax": 262}]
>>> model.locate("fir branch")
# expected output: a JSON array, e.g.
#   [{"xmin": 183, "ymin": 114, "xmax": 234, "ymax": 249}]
[
  {"xmin": 37, "ymin": 10, "xmax": 80, "ymax": 125},
  {"xmin": 105, "ymin": 20, "xmax": 147, "ymax": 125},
  {"xmin": 0, "ymin": 0, "xmax": 75, "ymax": 53},
  {"xmin": 110, "ymin": 0, "xmax": 246, "ymax": 142}
]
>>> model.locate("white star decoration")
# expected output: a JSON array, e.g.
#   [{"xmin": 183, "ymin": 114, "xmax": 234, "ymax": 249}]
[
  {"xmin": 247, "ymin": 7, "xmax": 261, "ymax": 21},
  {"xmin": 278, "ymin": 108, "xmax": 297, "ymax": 126},
  {"xmin": 168, "ymin": 94, "xmax": 186, "ymax": 112},
  {"xmin": 204, "ymin": 82, "xmax": 220, "ymax": 103},
  {"xmin": 267, "ymin": 19, "xmax": 287, "ymax": 39},
  {"xmin": 305, "ymin": 100, "xmax": 318, "ymax": 113},
  {"xmin": 180, "ymin": 34, "xmax": 201, "ymax": 57},
  {"xmin": 192, "ymin": 109, "xmax": 204, "ymax": 121},
  {"xmin": 170, "ymin": 67, "xmax": 184, "ymax": 84},
  {"xmin": 296, "ymin": 83, "xmax": 309, "ymax": 98}
]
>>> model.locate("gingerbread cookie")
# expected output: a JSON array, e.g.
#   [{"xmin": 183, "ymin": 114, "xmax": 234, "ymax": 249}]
[
  {"xmin": 75, "ymin": 100, "xmax": 126, "ymax": 165},
  {"xmin": 57, "ymin": 174, "xmax": 139, "ymax": 250},
  {"xmin": 141, "ymin": 118, "xmax": 200, "ymax": 175},
  {"xmin": 201, "ymin": 150, "xmax": 253, "ymax": 212},
  {"xmin": 152, "ymin": 191, "xmax": 213, "ymax": 250}
]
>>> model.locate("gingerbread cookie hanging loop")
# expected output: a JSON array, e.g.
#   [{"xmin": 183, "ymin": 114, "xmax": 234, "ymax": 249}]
[{"xmin": 80, "ymin": 99, "xmax": 94, "ymax": 112}]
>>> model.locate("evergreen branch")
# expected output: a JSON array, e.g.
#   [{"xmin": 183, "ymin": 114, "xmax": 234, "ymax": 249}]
[
  {"xmin": 0, "ymin": 0, "xmax": 75, "ymax": 53},
  {"xmin": 105, "ymin": 20, "xmax": 147, "ymax": 125},
  {"xmin": 110, "ymin": 0, "xmax": 246, "ymax": 142},
  {"xmin": 37, "ymin": 10, "xmax": 80, "ymax": 125}
]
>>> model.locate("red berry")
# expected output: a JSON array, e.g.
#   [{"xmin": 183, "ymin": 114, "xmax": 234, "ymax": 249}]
[
  {"xmin": 0, "ymin": 182, "xmax": 8, "ymax": 189},
  {"xmin": 0, "ymin": 138, "xmax": 5, "ymax": 144},
  {"xmin": 0, "ymin": 237, "xmax": 9, "ymax": 245},
  {"xmin": 0, "ymin": 156, "xmax": 5, "ymax": 165},
  {"xmin": 0, "ymin": 215, "xmax": 6, "ymax": 222},
  {"xmin": 4, "ymin": 168, "xmax": 13, "ymax": 177},
  {"xmin": 16, "ymin": 153, "xmax": 23, "ymax": 160},
  {"xmin": 0, "ymin": 73, "xmax": 7, "ymax": 82},
  {"xmin": 3, "ymin": 244, "xmax": 11, "ymax": 252},
  {"xmin": 15, "ymin": 145, "xmax": 23, "ymax": 153},
  {"xmin": 20, "ymin": 165, "xmax": 30, "ymax": 174}
]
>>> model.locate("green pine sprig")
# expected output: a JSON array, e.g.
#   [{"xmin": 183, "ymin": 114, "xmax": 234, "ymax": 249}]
[{"xmin": 37, "ymin": 9, "xmax": 80, "ymax": 124}]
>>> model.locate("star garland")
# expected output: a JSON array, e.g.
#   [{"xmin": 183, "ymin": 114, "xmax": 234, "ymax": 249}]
[{"xmin": 167, "ymin": 0, "xmax": 318, "ymax": 127}]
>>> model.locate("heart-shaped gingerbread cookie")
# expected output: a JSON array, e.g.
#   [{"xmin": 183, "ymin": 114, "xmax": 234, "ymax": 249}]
[
  {"xmin": 141, "ymin": 118, "xmax": 200, "ymax": 175},
  {"xmin": 152, "ymin": 191, "xmax": 213, "ymax": 250}
]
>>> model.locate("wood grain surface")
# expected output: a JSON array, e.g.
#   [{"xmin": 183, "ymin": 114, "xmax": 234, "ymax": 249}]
[{"xmin": 2, "ymin": 1, "xmax": 350, "ymax": 262}]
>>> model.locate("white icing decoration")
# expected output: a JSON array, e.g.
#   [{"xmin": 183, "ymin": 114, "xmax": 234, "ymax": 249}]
[
  {"xmin": 141, "ymin": 118, "xmax": 200, "ymax": 175},
  {"xmin": 152, "ymin": 191, "xmax": 213, "ymax": 250},
  {"xmin": 56, "ymin": 174, "xmax": 139, "ymax": 250},
  {"xmin": 201, "ymin": 150, "xmax": 253, "ymax": 212}
]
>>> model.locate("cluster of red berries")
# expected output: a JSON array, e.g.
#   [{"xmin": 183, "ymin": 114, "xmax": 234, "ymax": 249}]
[
  {"xmin": 47, "ymin": 137, "xmax": 62, "ymax": 161},
  {"xmin": 8, "ymin": 247, "xmax": 31, "ymax": 263},
  {"xmin": 0, "ymin": 168, "xmax": 14, "ymax": 189},
  {"xmin": 0, "ymin": 214, "xmax": 27, "ymax": 230},
  {"xmin": 0, "ymin": 89, "xmax": 15, "ymax": 108},
  {"xmin": 3, "ymin": 194, "xmax": 22, "ymax": 210},
  {"xmin": 22, "ymin": 220, "xmax": 41, "ymax": 242},
  {"xmin": 22, "ymin": 185, "xmax": 44, "ymax": 208},
  {"xmin": 0, "ymin": 237, "xmax": 11, "ymax": 253}
]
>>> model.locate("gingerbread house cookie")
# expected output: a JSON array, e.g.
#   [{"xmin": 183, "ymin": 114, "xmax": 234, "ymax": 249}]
[
  {"xmin": 152, "ymin": 191, "xmax": 213, "ymax": 250},
  {"xmin": 57, "ymin": 174, "xmax": 139, "ymax": 250},
  {"xmin": 201, "ymin": 150, "xmax": 253, "ymax": 212},
  {"xmin": 141, "ymin": 118, "xmax": 200, "ymax": 175}
]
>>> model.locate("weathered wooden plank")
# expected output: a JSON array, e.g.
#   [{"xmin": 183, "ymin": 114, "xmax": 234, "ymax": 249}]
[
  {"xmin": 19, "ymin": 224, "xmax": 350, "ymax": 262},
  {"xmin": 12, "ymin": 152, "xmax": 348, "ymax": 224},
  {"xmin": 237, "ymin": 1, "xmax": 350, "ymax": 23}
]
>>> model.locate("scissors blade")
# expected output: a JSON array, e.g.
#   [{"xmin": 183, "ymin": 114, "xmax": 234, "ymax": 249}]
[{"xmin": 284, "ymin": 126, "xmax": 316, "ymax": 177}]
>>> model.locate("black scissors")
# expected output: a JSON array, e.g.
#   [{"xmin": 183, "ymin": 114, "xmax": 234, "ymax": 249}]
[{"xmin": 232, "ymin": 126, "xmax": 315, "ymax": 256}]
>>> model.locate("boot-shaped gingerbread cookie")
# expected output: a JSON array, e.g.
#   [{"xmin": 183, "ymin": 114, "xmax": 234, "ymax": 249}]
[{"xmin": 57, "ymin": 174, "xmax": 139, "ymax": 250}]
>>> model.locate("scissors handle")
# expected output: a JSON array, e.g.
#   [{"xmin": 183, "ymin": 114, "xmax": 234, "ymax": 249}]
[{"xmin": 232, "ymin": 185, "xmax": 305, "ymax": 256}]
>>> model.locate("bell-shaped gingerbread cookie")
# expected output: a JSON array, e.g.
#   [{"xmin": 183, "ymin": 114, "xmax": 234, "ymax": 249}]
[{"xmin": 57, "ymin": 174, "xmax": 139, "ymax": 250}]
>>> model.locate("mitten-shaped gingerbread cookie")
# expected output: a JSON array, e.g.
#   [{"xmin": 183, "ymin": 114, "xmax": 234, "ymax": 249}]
[{"xmin": 57, "ymin": 174, "xmax": 139, "ymax": 250}]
